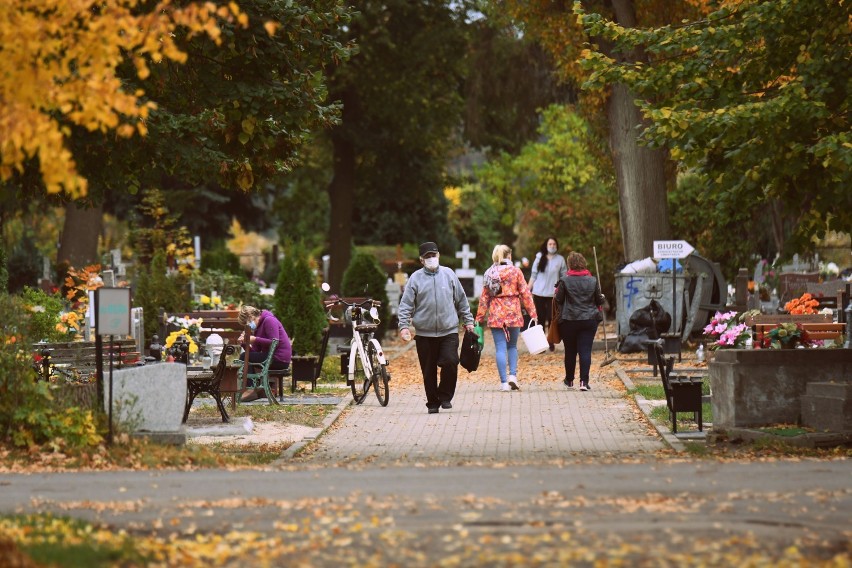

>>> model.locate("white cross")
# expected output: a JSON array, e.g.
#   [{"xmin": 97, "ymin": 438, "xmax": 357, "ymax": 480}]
[{"xmin": 455, "ymin": 244, "xmax": 476, "ymax": 270}]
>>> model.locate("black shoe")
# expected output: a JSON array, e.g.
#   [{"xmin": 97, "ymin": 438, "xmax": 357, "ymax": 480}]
[
  {"xmin": 428, "ymin": 407, "xmax": 439, "ymax": 414},
  {"xmin": 441, "ymin": 401, "xmax": 452, "ymax": 409},
  {"xmin": 563, "ymin": 378, "xmax": 574, "ymax": 389},
  {"xmin": 549, "ymin": 343, "xmax": 555, "ymax": 352}
]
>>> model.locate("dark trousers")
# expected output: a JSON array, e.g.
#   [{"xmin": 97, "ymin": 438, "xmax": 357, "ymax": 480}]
[
  {"xmin": 533, "ymin": 295, "xmax": 554, "ymax": 332},
  {"xmin": 558, "ymin": 319, "xmax": 599, "ymax": 383},
  {"xmin": 414, "ymin": 333, "xmax": 460, "ymax": 408}
]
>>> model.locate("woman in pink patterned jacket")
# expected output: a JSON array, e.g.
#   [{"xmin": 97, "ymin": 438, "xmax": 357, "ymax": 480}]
[{"xmin": 475, "ymin": 244, "xmax": 537, "ymax": 391}]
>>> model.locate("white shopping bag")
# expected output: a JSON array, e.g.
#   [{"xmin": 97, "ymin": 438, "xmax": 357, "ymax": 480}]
[{"xmin": 520, "ymin": 319, "xmax": 548, "ymax": 354}]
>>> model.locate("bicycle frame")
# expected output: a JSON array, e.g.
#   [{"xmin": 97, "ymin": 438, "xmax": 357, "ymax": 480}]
[{"xmin": 345, "ymin": 311, "xmax": 387, "ymax": 384}]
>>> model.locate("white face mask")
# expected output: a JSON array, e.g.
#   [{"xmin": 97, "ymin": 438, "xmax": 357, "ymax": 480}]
[
  {"xmin": 423, "ymin": 256, "xmax": 439, "ymax": 270},
  {"xmin": 547, "ymin": 246, "xmax": 557, "ymax": 254}
]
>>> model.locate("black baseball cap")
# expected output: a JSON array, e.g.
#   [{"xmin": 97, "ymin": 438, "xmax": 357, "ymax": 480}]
[{"xmin": 419, "ymin": 242, "xmax": 439, "ymax": 257}]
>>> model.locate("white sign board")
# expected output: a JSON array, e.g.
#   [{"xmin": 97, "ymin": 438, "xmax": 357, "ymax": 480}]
[
  {"xmin": 653, "ymin": 240, "xmax": 695, "ymax": 259},
  {"xmin": 96, "ymin": 288, "xmax": 131, "ymax": 336}
]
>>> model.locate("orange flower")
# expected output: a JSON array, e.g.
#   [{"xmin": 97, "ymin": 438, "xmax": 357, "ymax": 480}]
[{"xmin": 784, "ymin": 292, "xmax": 819, "ymax": 315}]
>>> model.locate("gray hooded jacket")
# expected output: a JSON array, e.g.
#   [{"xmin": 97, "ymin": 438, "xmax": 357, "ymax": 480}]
[{"xmin": 397, "ymin": 266, "xmax": 474, "ymax": 337}]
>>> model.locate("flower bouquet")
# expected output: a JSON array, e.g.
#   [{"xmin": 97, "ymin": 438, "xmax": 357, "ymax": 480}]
[
  {"xmin": 163, "ymin": 329, "xmax": 198, "ymax": 362},
  {"xmin": 703, "ymin": 310, "xmax": 751, "ymax": 350},
  {"xmin": 784, "ymin": 293, "xmax": 819, "ymax": 315},
  {"xmin": 166, "ymin": 315, "xmax": 203, "ymax": 339},
  {"xmin": 762, "ymin": 322, "xmax": 809, "ymax": 349}
]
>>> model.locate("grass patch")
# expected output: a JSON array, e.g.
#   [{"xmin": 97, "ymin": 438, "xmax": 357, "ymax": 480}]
[
  {"xmin": 635, "ymin": 384, "xmax": 665, "ymax": 400},
  {"xmin": 2, "ymin": 514, "xmax": 149, "ymax": 567},
  {"xmin": 683, "ymin": 441, "xmax": 710, "ymax": 457},
  {"xmin": 650, "ymin": 402, "xmax": 712, "ymax": 430},
  {"xmin": 189, "ymin": 400, "xmax": 334, "ymax": 427}
]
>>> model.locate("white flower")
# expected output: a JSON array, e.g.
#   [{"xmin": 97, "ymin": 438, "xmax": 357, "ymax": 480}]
[{"xmin": 30, "ymin": 305, "xmax": 45, "ymax": 313}]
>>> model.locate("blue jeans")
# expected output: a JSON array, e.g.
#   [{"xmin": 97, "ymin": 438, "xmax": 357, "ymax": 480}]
[
  {"xmin": 558, "ymin": 319, "xmax": 599, "ymax": 383},
  {"xmin": 490, "ymin": 326, "xmax": 520, "ymax": 383}
]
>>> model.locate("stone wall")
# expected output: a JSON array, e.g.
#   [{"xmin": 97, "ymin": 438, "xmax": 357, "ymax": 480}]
[{"xmin": 710, "ymin": 349, "xmax": 852, "ymax": 429}]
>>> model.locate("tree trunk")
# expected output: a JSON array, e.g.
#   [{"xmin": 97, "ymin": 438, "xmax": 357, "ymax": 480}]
[
  {"xmin": 604, "ymin": 0, "xmax": 671, "ymax": 261},
  {"xmin": 326, "ymin": 89, "xmax": 357, "ymax": 292},
  {"xmin": 607, "ymin": 84, "xmax": 671, "ymax": 261},
  {"xmin": 58, "ymin": 201, "xmax": 102, "ymax": 268}
]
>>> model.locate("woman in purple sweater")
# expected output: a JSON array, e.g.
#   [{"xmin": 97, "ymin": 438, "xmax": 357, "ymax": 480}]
[{"xmin": 237, "ymin": 305, "xmax": 292, "ymax": 401}]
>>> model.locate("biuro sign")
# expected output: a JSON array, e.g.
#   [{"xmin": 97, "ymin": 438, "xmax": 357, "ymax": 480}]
[{"xmin": 653, "ymin": 240, "xmax": 695, "ymax": 259}]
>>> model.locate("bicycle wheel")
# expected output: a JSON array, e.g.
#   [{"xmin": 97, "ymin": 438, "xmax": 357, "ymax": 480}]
[
  {"xmin": 350, "ymin": 347, "xmax": 371, "ymax": 404},
  {"xmin": 368, "ymin": 343, "xmax": 390, "ymax": 407}
]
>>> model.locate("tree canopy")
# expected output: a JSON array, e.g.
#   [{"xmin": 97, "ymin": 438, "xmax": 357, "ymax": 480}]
[
  {"xmin": 577, "ymin": 0, "xmax": 851, "ymax": 254},
  {"xmin": 0, "ymin": 0, "xmax": 246, "ymax": 197}
]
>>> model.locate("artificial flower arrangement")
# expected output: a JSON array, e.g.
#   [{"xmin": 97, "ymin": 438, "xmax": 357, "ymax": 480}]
[
  {"xmin": 166, "ymin": 315, "xmax": 203, "ymax": 339},
  {"xmin": 762, "ymin": 322, "xmax": 809, "ymax": 349},
  {"xmin": 55, "ymin": 311, "xmax": 82, "ymax": 339},
  {"xmin": 703, "ymin": 310, "xmax": 753, "ymax": 350},
  {"xmin": 163, "ymin": 328, "xmax": 199, "ymax": 360},
  {"xmin": 784, "ymin": 292, "xmax": 819, "ymax": 315}
]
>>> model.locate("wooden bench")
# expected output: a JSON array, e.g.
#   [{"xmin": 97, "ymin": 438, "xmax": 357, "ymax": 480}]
[
  {"xmin": 744, "ymin": 313, "xmax": 846, "ymax": 344},
  {"xmin": 184, "ymin": 344, "xmax": 238, "ymax": 423},
  {"xmin": 34, "ymin": 338, "xmax": 140, "ymax": 382},
  {"xmin": 646, "ymin": 339, "xmax": 704, "ymax": 434}
]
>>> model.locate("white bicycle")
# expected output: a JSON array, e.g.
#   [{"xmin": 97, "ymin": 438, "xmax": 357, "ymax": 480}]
[{"xmin": 322, "ymin": 285, "xmax": 390, "ymax": 406}]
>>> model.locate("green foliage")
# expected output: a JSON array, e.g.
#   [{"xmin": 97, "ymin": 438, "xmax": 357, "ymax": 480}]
[
  {"xmin": 341, "ymin": 251, "xmax": 390, "ymax": 339},
  {"xmin": 474, "ymin": 105, "xmax": 620, "ymax": 294},
  {"xmin": 20, "ymin": 287, "xmax": 67, "ymax": 343},
  {"xmin": 193, "ymin": 269, "xmax": 269, "ymax": 310},
  {"xmin": 274, "ymin": 244, "xmax": 327, "ymax": 356},
  {"xmin": 0, "ymin": 294, "xmax": 102, "ymax": 449},
  {"xmin": 332, "ymin": 1, "xmax": 468, "ymax": 244},
  {"xmin": 577, "ymin": 0, "xmax": 851, "ymax": 255},
  {"xmin": 130, "ymin": 0, "xmax": 355, "ymax": 192},
  {"xmin": 134, "ymin": 252, "xmax": 190, "ymax": 342},
  {"xmin": 200, "ymin": 241, "xmax": 242, "ymax": 275},
  {"xmin": 0, "ymin": 244, "xmax": 8, "ymax": 293},
  {"xmin": 670, "ymin": 172, "xmax": 777, "ymax": 281},
  {"xmin": 446, "ymin": 183, "xmax": 503, "ymax": 273}
]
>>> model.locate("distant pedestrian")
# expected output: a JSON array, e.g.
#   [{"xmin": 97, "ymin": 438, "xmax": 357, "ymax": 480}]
[
  {"xmin": 528, "ymin": 237, "xmax": 568, "ymax": 352},
  {"xmin": 554, "ymin": 251, "xmax": 605, "ymax": 391},
  {"xmin": 476, "ymin": 244, "xmax": 538, "ymax": 391},
  {"xmin": 398, "ymin": 242, "xmax": 476, "ymax": 414}
]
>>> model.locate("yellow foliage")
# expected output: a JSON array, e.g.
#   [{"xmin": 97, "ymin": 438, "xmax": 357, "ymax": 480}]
[{"xmin": 0, "ymin": 0, "xmax": 246, "ymax": 198}]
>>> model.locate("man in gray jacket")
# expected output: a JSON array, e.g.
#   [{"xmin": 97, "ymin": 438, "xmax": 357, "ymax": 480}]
[{"xmin": 398, "ymin": 242, "xmax": 476, "ymax": 414}]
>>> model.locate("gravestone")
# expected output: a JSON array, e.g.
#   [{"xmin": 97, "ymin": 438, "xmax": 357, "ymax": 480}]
[
  {"xmin": 102, "ymin": 269, "xmax": 116, "ymax": 288},
  {"xmin": 454, "ymin": 244, "xmax": 483, "ymax": 298},
  {"xmin": 384, "ymin": 278, "xmax": 401, "ymax": 316},
  {"xmin": 778, "ymin": 272, "xmax": 820, "ymax": 302},
  {"xmin": 105, "ymin": 363, "xmax": 187, "ymax": 437}
]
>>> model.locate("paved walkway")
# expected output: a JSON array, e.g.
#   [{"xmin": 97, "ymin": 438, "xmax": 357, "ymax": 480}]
[{"xmin": 297, "ymin": 334, "xmax": 665, "ymax": 465}]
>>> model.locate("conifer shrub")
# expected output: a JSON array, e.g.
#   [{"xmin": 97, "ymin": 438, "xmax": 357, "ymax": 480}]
[
  {"xmin": 274, "ymin": 244, "xmax": 327, "ymax": 356},
  {"xmin": 341, "ymin": 251, "xmax": 389, "ymax": 339}
]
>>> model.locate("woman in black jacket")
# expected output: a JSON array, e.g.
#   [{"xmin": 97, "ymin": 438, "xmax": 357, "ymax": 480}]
[{"xmin": 554, "ymin": 251, "xmax": 605, "ymax": 391}]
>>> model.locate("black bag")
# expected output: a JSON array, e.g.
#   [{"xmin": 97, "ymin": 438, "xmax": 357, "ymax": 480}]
[
  {"xmin": 628, "ymin": 300, "xmax": 671, "ymax": 339},
  {"xmin": 459, "ymin": 330, "xmax": 482, "ymax": 372},
  {"xmin": 618, "ymin": 327, "xmax": 650, "ymax": 354}
]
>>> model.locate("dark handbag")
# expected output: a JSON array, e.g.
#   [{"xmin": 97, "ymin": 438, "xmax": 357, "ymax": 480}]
[
  {"xmin": 547, "ymin": 297, "xmax": 561, "ymax": 344},
  {"xmin": 459, "ymin": 329, "xmax": 482, "ymax": 372}
]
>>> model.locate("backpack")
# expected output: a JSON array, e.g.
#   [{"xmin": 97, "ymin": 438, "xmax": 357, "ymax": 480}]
[{"xmin": 484, "ymin": 265, "xmax": 503, "ymax": 296}]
